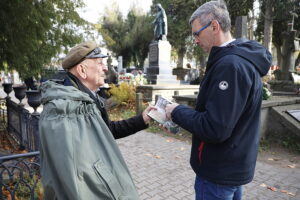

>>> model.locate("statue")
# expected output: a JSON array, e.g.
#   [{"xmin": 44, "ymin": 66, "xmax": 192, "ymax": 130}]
[{"xmin": 153, "ymin": 4, "xmax": 168, "ymax": 41}]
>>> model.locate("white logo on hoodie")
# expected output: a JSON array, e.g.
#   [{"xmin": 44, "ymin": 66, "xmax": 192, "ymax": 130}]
[{"xmin": 219, "ymin": 81, "xmax": 229, "ymax": 90}]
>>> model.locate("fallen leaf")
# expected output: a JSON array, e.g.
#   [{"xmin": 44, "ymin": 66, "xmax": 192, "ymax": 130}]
[
  {"xmin": 287, "ymin": 192, "xmax": 295, "ymax": 196},
  {"xmin": 180, "ymin": 147, "xmax": 185, "ymax": 150},
  {"xmin": 260, "ymin": 183, "xmax": 267, "ymax": 187},
  {"xmin": 267, "ymin": 186, "xmax": 277, "ymax": 192},
  {"xmin": 280, "ymin": 190, "xmax": 288, "ymax": 193},
  {"xmin": 144, "ymin": 153, "xmax": 152, "ymax": 157},
  {"xmin": 267, "ymin": 158, "xmax": 279, "ymax": 161},
  {"xmin": 154, "ymin": 155, "xmax": 161, "ymax": 159},
  {"xmin": 287, "ymin": 164, "xmax": 296, "ymax": 168}
]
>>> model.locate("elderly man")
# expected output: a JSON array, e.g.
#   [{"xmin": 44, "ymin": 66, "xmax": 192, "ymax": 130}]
[
  {"xmin": 39, "ymin": 41, "xmax": 153, "ymax": 199},
  {"xmin": 165, "ymin": 1, "xmax": 272, "ymax": 200}
]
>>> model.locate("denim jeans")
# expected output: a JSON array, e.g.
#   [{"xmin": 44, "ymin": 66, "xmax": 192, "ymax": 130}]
[{"xmin": 194, "ymin": 176, "xmax": 243, "ymax": 200}]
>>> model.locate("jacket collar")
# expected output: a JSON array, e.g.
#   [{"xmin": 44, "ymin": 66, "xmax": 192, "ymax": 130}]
[{"xmin": 65, "ymin": 72, "xmax": 105, "ymax": 109}]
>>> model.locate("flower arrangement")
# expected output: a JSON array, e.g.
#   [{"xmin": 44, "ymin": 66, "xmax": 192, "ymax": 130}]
[{"xmin": 262, "ymin": 86, "xmax": 272, "ymax": 100}]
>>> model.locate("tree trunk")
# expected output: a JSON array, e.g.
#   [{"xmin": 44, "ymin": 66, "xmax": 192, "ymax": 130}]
[
  {"xmin": 248, "ymin": 9, "xmax": 255, "ymax": 40},
  {"xmin": 263, "ymin": 0, "xmax": 273, "ymax": 52},
  {"xmin": 198, "ymin": 54, "xmax": 207, "ymax": 81},
  {"xmin": 274, "ymin": 43, "xmax": 281, "ymax": 66}
]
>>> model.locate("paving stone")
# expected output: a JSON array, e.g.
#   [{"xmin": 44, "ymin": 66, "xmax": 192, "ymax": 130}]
[{"xmin": 117, "ymin": 131, "xmax": 300, "ymax": 200}]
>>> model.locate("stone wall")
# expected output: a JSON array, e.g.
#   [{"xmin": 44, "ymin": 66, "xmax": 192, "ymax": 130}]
[
  {"xmin": 173, "ymin": 95, "xmax": 300, "ymax": 139},
  {"xmin": 269, "ymin": 80, "xmax": 299, "ymax": 93},
  {"xmin": 136, "ymin": 85, "xmax": 199, "ymax": 103}
]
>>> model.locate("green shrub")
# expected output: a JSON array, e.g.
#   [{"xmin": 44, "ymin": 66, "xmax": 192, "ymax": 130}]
[{"xmin": 108, "ymin": 83, "xmax": 136, "ymax": 106}]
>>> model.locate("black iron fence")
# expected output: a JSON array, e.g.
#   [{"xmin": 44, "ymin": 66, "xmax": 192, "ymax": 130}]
[
  {"xmin": 1, "ymin": 83, "xmax": 42, "ymax": 199},
  {"xmin": 6, "ymin": 98, "xmax": 40, "ymax": 152},
  {"xmin": 1, "ymin": 83, "xmax": 41, "ymax": 152},
  {"xmin": 0, "ymin": 151, "xmax": 41, "ymax": 200}
]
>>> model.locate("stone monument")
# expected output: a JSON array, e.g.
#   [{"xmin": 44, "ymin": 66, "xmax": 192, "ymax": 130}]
[
  {"xmin": 280, "ymin": 23, "xmax": 299, "ymax": 80},
  {"xmin": 269, "ymin": 10, "xmax": 300, "ymax": 93},
  {"xmin": 234, "ymin": 16, "xmax": 248, "ymax": 38},
  {"xmin": 146, "ymin": 4, "xmax": 179, "ymax": 85},
  {"xmin": 117, "ymin": 56, "xmax": 123, "ymax": 73}
]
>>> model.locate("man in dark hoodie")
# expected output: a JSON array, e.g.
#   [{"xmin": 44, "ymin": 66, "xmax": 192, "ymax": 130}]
[{"xmin": 165, "ymin": 1, "xmax": 272, "ymax": 199}]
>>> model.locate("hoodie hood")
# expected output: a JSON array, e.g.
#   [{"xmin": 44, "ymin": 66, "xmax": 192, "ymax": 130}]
[
  {"xmin": 207, "ymin": 38, "xmax": 272, "ymax": 77},
  {"xmin": 40, "ymin": 81, "xmax": 93, "ymax": 104}
]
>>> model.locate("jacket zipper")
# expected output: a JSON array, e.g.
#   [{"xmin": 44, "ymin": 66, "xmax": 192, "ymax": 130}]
[{"xmin": 198, "ymin": 141, "xmax": 205, "ymax": 164}]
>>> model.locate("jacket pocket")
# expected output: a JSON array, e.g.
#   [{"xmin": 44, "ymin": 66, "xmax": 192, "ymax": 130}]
[{"xmin": 93, "ymin": 159, "xmax": 123, "ymax": 200}]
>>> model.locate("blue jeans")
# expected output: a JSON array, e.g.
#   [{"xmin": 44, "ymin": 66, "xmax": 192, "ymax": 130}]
[{"xmin": 194, "ymin": 176, "xmax": 243, "ymax": 200}]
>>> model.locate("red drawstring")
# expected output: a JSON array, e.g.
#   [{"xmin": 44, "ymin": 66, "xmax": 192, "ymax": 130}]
[{"xmin": 198, "ymin": 141, "xmax": 205, "ymax": 164}]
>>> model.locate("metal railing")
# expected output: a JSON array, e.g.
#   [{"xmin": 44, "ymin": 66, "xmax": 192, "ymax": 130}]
[
  {"xmin": 4, "ymin": 98, "xmax": 40, "ymax": 152},
  {"xmin": 0, "ymin": 151, "xmax": 41, "ymax": 200}
]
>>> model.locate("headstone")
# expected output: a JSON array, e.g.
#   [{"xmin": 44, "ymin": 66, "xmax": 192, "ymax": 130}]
[
  {"xmin": 12, "ymin": 70, "xmax": 22, "ymax": 84},
  {"xmin": 117, "ymin": 56, "xmax": 123, "ymax": 73},
  {"xmin": 234, "ymin": 16, "xmax": 248, "ymax": 39},
  {"xmin": 106, "ymin": 55, "xmax": 117, "ymax": 84},
  {"xmin": 146, "ymin": 40, "xmax": 179, "ymax": 84},
  {"xmin": 280, "ymin": 23, "xmax": 298, "ymax": 80}
]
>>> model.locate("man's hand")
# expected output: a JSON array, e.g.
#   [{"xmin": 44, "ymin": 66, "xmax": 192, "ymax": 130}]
[
  {"xmin": 165, "ymin": 103, "xmax": 179, "ymax": 120},
  {"xmin": 142, "ymin": 105, "xmax": 157, "ymax": 124}
]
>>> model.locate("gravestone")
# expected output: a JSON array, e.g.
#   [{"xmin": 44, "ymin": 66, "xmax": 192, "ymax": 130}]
[
  {"xmin": 106, "ymin": 55, "xmax": 117, "ymax": 84},
  {"xmin": 146, "ymin": 40, "xmax": 179, "ymax": 84},
  {"xmin": 117, "ymin": 56, "xmax": 123, "ymax": 73},
  {"xmin": 280, "ymin": 23, "xmax": 299, "ymax": 80},
  {"xmin": 235, "ymin": 16, "xmax": 247, "ymax": 38}
]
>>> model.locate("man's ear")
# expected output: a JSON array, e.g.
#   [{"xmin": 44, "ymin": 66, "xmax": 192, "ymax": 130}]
[
  {"xmin": 211, "ymin": 20, "xmax": 220, "ymax": 33},
  {"xmin": 76, "ymin": 64, "xmax": 87, "ymax": 79}
]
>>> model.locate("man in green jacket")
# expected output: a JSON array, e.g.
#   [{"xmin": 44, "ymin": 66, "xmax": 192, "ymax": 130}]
[{"xmin": 39, "ymin": 41, "xmax": 154, "ymax": 199}]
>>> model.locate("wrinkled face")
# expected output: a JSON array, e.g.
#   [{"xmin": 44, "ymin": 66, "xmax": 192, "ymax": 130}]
[
  {"xmin": 82, "ymin": 58, "xmax": 108, "ymax": 91},
  {"xmin": 191, "ymin": 18, "xmax": 214, "ymax": 53}
]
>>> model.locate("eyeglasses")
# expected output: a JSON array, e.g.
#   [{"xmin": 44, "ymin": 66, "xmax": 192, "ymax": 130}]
[
  {"xmin": 85, "ymin": 47, "xmax": 101, "ymax": 58},
  {"xmin": 192, "ymin": 21, "xmax": 212, "ymax": 38}
]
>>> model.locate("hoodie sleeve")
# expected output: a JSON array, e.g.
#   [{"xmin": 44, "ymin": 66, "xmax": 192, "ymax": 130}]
[{"xmin": 171, "ymin": 58, "xmax": 252, "ymax": 143}]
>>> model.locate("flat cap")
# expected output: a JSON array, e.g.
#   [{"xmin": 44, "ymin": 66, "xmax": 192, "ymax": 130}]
[{"xmin": 62, "ymin": 41, "xmax": 107, "ymax": 70}]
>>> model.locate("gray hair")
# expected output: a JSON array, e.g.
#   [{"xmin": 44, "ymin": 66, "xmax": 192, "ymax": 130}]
[{"xmin": 189, "ymin": 0, "xmax": 231, "ymax": 33}]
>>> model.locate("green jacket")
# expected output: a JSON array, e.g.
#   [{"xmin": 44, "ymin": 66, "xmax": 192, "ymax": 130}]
[{"xmin": 39, "ymin": 81, "xmax": 139, "ymax": 200}]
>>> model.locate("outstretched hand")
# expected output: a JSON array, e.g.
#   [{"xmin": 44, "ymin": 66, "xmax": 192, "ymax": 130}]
[{"xmin": 142, "ymin": 105, "xmax": 157, "ymax": 124}]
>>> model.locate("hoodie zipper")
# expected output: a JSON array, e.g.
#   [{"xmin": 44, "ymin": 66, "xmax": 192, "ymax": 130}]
[{"xmin": 198, "ymin": 141, "xmax": 205, "ymax": 164}]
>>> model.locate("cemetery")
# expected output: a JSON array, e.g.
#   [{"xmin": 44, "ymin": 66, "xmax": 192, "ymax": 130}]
[{"xmin": 0, "ymin": 0, "xmax": 300, "ymax": 199}]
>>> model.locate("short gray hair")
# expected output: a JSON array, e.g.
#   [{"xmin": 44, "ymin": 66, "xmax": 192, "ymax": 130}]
[{"xmin": 189, "ymin": 0, "xmax": 231, "ymax": 33}]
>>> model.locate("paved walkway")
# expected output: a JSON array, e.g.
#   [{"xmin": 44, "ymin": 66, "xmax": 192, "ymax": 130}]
[{"xmin": 117, "ymin": 131, "xmax": 300, "ymax": 200}]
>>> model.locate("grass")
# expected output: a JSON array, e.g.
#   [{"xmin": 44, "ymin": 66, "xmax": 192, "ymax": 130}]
[{"xmin": 260, "ymin": 134, "xmax": 300, "ymax": 154}]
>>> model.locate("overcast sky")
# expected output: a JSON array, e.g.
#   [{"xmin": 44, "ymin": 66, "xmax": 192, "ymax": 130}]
[{"xmin": 79, "ymin": 0, "xmax": 153, "ymax": 24}]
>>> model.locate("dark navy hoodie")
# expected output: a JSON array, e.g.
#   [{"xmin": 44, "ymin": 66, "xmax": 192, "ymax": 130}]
[{"xmin": 171, "ymin": 38, "xmax": 272, "ymax": 186}]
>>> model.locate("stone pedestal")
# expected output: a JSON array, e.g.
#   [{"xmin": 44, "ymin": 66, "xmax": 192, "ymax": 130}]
[{"xmin": 146, "ymin": 40, "xmax": 179, "ymax": 84}]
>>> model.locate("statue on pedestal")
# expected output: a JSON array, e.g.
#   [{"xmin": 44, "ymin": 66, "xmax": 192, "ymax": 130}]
[{"xmin": 153, "ymin": 4, "xmax": 168, "ymax": 41}]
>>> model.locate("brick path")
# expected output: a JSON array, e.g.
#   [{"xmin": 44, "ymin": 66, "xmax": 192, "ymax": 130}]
[{"xmin": 117, "ymin": 131, "xmax": 300, "ymax": 200}]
